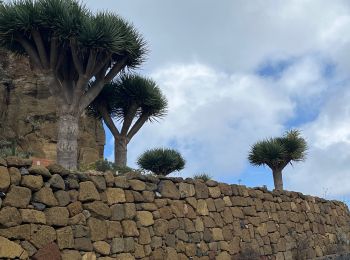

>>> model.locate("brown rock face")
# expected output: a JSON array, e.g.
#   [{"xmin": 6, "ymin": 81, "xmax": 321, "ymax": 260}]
[
  {"xmin": 56, "ymin": 226, "xmax": 74, "ymax": 250},
  {"xmin": 0, "ymin": 50, "xmax": 105, "ymax": 165},
  {"xmin": 79, "ymin": 181, "xmax": 101, "ymax": 202},
  {"xmin": 0, "ymin": 166, "xmax": 10, "ymax": 191},
  {"xmin": 0, "ymin": 207, "xmax": 22, "ymax": 227},
  {"xmin": 32, "ymin": 242, "xmax": 61, "ymax": 260},
  {"xmin": 3, "ymin": 186, "xmax": 31, "ymax": 208},
  {"xmin": 30, "ymin": 225, "xmax": 56, "ymax": 248},
  {"xmin": 0, "ymin": 236, "xmax": 28, "ymax": 259},
  {"xmin": 159, "ymin": 180, "xmax": 180, "ymax": 199}
]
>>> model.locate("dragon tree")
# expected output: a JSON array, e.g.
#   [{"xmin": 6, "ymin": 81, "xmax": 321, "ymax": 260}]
[
  {"xmin": 248, "ymin": 130, "xmax": 307, "ymax": 191},
  {"xmin": 0, "ymin": 0, "xmax": 146, "ymax": 169},
  {"xmin": 88, "ymin": 74, "xmax": 167, "ymax": 166}
]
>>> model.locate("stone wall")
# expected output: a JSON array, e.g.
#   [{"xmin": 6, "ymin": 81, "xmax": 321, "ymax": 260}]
[
  {"xmin": 0, "ymin": 50, "xmax": 105, "ymax": 165},
  {"xmin": 0, "ymin": 157, "xmax": 349, "ymax": 260}
]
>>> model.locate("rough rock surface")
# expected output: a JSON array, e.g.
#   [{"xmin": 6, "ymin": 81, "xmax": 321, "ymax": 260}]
[
  {"xmin": 0, "ymin": 236, "xmax": 28, "ymax": 259},
  {"xmin": 0, "ymin": 158, "xmax": 349, "ymax": 259},
  {"xmin": 0, "ymin": 50, "xmax": 105, "ymax": 165}
]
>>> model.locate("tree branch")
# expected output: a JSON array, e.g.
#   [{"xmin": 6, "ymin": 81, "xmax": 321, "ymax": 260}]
[
  {"xmin": 42, "ymin": 73, "xmax": 68, "ymax": 105},
  {"xmin": 72, "ymin": 75, "xmax": 89, "ymax": 111},
  {"xmin": 49, "ymin": 37, "xmax": 58, "ymax": 69},
  {"xmin": 55, "ymin": 50, "xmax": 64, "ymax": 72},
  {"xmin": 77, "ymin": 59, "xmax": 127, "ymax": 113},
  {"xmin": 77, "ymin": 80, "xmax": 104, "ymax": 114},
  {"xmin": 85, "ymin": 49, "xmax": 97, "ymax": 76},
  {"xmin": 104, "ymin": 57, "xmax": 127, "ymax": 82},
  {"xmin": 98, "ymin": 104, "xmax": 120, "ymax": 137},
  {"xmin": 61, "ymin": 80, "xmax": 74, "ymax": 105},
  {"xmin": 70, "ymin": 38, "xmax": 83, "ymax": 75},
  {"xmin": 96, "ymin": 64, "xmax": 109, "ymax": 81},
  {"xmin": 15, "ymin": 34, "xmax": 42, "ymax": 69},
  {"xmin": 121, "ymin": 104, "xmax": 138, "ymax": 135},
  {"xmin": 126, "ymin": 113, "xmax": 148, "ymax": 143},
  {"xmin": 31, "ymin": 30, "xmax": 49, "ymax": 68},
  {"xmin": 92, "ymin": 53, "xmax": 111, "ymax": 77}
]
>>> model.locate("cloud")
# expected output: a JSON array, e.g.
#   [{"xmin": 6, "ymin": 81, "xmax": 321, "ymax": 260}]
[
  {"xmin": 285, "ymin": 84, "xmax": 350, "ymax": 198},
  {"xmin": 85, "ymin": 0, "xmax": 350, "ymax": 74},
  {"xmin": 84, "ymin": 0, "xmax": 350, "ymax": 200},
  {"xmin": 123, "ymin": 57, "xmax": 329, "ymax": 181}
]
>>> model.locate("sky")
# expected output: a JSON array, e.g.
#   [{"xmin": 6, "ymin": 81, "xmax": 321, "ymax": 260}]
[{"xmin": 85, "ymin": 0, "xmax": 350, "ymax": 203}]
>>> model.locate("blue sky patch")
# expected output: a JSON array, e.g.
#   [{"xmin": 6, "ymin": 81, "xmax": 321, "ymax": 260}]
[{"xmin": 256, "ymin": 58, "xmax": 296, "ymax": 79}]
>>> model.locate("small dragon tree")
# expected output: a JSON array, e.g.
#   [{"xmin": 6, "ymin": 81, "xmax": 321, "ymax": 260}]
[
  {"xmin": 88, "ymin": 74, "xmax": 168, "ymax": 167},
  {"xmin": 248, "ymin": 130, "xmax": 307, "ymax": 191},
  {"xmin": 137, "ymin": 148, "xmax": 185, "ymax": 176},
  {"xmin": 0, "ymin": 0, "xmax": 146, "ymax": 169}
]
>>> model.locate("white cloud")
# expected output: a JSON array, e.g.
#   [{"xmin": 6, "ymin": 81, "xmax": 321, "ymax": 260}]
[
  {"xmin": 286, "ymin": 86, "xmax": 350, "ymax": 198},
  {"xmin": 279, "ymin": 57, "xmax": 328, "ymax": 98},
  {"xmin": 124, "ymin": 58, "xmax": 329, "ymax": 181},
  {"xmin": 85, "ymin": 0, "xmax": 350, "ymax": 74}
]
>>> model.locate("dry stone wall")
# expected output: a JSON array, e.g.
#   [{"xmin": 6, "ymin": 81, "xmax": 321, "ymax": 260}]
[{"xmin": 0, "ymin": 156, "xmax": 349, "ymax": 260}]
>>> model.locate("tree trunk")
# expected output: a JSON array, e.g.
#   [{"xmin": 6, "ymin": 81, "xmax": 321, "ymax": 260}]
[
  {"xmin": 115, "ymin": 135, "xmax": 127, "ymax": 167},
  {"xmin": 57, "ymin": 113, "xmax": 79, "ymax": 170},
  {"xmin": 272, "ymin": 169, "xmax": 283, "ymax": 191}
]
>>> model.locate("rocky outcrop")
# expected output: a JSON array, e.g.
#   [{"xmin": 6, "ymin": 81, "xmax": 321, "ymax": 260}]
[
  {"xmin": 0, "ymin": 50, "xmax": 105, "ymax": 165},
  {"xmin": 0, "ymin": 157, "xmax": 349, "ymax": 259}
]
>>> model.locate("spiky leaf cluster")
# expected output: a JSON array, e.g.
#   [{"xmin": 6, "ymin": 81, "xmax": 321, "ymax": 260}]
[
  {"xmin": 89, "ymin": 74, "xmax": 168, "ymax": 121},
  {"xmin": 248, "ymin": 130, "xmax": 307, "ymax": 170},
  {"xmin": 0, "ymin": 0, "xmax": 146, "ymax": 68},
  {"xmin": 137, "ymin": 148, "xmax": 185, "ymax": 176}
]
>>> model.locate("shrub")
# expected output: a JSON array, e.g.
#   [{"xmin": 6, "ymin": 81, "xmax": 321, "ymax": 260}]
[
  {"xmin": 94, "ymin": 159, "xmax": 115, "ymax": 172},
  {"xmin": 0, "ymin": 139, "xmax": 32, "ymax": 159},
  {"xmin": 137, "ymin": 148, "xmax": 185, "ymax": 176},
  {"xmin": 79, "ymin": 159, "xmax": 134, "ymax": 174},
  {"xmin": 193, "ymin": 173, "xmax": 212, "ymax": 181}
]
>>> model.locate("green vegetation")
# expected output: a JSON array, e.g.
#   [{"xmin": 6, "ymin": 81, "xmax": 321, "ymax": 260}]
[
  {"xmin": 248, "ymin": 130, "xmax": 307, "ymax": 191},
  {"xmin": 0, "ymin": 139, "xmax": 32, "ymax": 159},
  {"xmin": 0, "ymin": 0, "xmax": 146, "ymax": 169},
  {"xmin": 79, "ymin": 159, "xmax": 134, "ymax": 174},
  {"xmin": 88, "ymin": 74, "xmax": 167, "ymax": 167},
  {"xmin": 137, "ymin": 148, "xmax": 185, "ymax": 176},
  {"xmin": 193, "ymin": 173, "xmax": 212, "ymax": 181}
]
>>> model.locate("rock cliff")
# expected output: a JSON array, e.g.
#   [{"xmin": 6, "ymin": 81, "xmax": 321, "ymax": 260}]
[{"xmin": 0, "ymin": 50, "xmax": 105, "ymax": 165}]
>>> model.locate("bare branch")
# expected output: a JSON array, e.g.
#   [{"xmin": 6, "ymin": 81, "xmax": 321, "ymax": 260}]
[
  {"xmin": 69, "ymin": 38, "xmax": 83, "ymax": 75},
  {"xmin": 104, "ymin": 57, "xmax": 127, "ymax": 82},
  {"xmin": 92, "ymin": 53, "xmax": 111, "ymax": 77},
  {"xmin": 55, "ymin": 49, "xmax": 64, "ymax": 72},
  {"xmin": 49, "ymin": 37, "xmax": 58, "ymax": 69},
  {"xmin": 85, "ymin": 49, "xmax": 97, "ymax": 76},
  {"xmin": 98, "ymin": 104, "xmax": 120, "ymax": 137},
  {"xmin": 96, "ymin": 64, "xmax": 109, "ymax": 81},
  {"xmin": 15, "ymin": 34, "xmax": 42, "ymax": 69},
  {"xmin": 77, "ymin": 59, "xmax": 127, "ymax": 113},
  {"xmin": 127, "ymin": 114, "xmax": 148, "ymax": 142},
  {"xmin": 71, "ymin": 75, "xmax": 90, "ymax": 110},
  {"xmin": 42, "ymin": 73, "xmax": 67, "ymax": 105},
  {"xmin": 31, "ymin": 30, "xmax": 49, "ymax": 68},
  {"xmin": 77, "ymin": 80, "xmax": 104, "ymax": 114},
  {"xmin": 61, "ymin": 80, "xmax": 74, "ymax": 105},
  {"xmin": 121, "ymin": 104, "xmax": 138, "ymax": 135}
]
